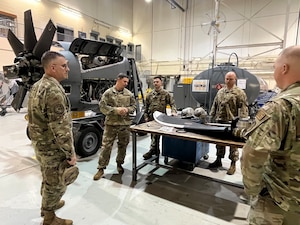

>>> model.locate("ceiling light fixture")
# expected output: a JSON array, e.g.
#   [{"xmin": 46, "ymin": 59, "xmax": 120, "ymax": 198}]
[
  {"xmin": 119, "ymin": 27, "xmax": 132, "ymax": 37},
  {"xmin": 94, "ymin": 19, "xmax": 112, "ymax": 29},
  {"xmin": 59, "ymin": 6, "xmax": 82, "ymax": 18}
]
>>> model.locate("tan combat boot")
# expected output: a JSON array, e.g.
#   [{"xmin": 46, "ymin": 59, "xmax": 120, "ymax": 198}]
[
  {"xmin": 43, "ymin": 211, "xmax": 73, "ymax": 225},
  {"xmin": 117, "ymin": 163, "xmax": 124, "ymax": 174},
  {"xmin": 41, "ymin": 200, "xmax": 65, "ymax": 217},
  {"xmin": 93, "ymin": 168, "xmax": 104, "ymax": 180},
  {"xmin": 227, "ymin": 161, "xmax": 236, "ymax": 175}
]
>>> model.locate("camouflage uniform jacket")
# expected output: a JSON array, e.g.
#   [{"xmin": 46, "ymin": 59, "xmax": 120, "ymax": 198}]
[
  {"xmin": 144, "ymin": 88, "xmax": 177, "ymax": 121},
  {"xmin": 242, "ymin": 82, "xmax": 300, "ymax": 212},
  {"xmin": 27, "ymin": 74, "xmax": 75, "ymax": 161},
  {"xmin": 100, "ymin": 86, "xmax": 136, "ymax": 126},
  {"xmin": 210, "ymin": 85, "xmax": 248, "ymax": 122}
]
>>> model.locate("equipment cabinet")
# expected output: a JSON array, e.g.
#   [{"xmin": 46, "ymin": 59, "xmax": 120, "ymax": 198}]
[{"xmin": 162, "ymin": 136, "xmax": 209, "ymax": 168}]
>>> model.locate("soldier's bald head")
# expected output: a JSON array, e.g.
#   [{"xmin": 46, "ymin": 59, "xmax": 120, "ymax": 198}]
[
  {"xmin": 225, "ymin": 71, "xmax": 237, "ymax": 79},
  {"xmin": 225, "ymin": 71, "xmax": 237, "ymax": 89},
  {"xmin": 274, "ymin": 45, "xmax": 300, "ymax": 89},
  {"xmin": 279, "ymin": 46, "xmax": 300, "ymax": 68}
]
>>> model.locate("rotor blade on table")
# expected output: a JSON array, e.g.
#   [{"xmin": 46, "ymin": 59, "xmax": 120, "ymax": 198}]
[
  {"xmin": 33, "ymin": 19, "xmax": 57, "ymax": 59},
  {"xmin": 7, "ymin": 30, "xmax": 24, "ymax": 56},
  {"xmin": 24, "ymin": 10, "xmax": 37, "ymax": 52}
]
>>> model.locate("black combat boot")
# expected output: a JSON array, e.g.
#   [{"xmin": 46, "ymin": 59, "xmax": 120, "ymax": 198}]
[
  {"xmin": 0, "ymin": 108, "xmax": 7, "ymax": 116},
  {"xmin": 117, "ymin": 163, "xmax": 124, "ymax": 174},
  {"xmin": 143, "ymin": 149, "xmax": 155, "ymax": 160},
  {"xmin": 208, "ymin": 157, "xmax": 222, "ymax": 168}
]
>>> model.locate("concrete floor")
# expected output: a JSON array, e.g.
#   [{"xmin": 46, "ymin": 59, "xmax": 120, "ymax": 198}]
[{"xmin": 0, "ymin": 108, "xmax": 250, "ymax": 225}]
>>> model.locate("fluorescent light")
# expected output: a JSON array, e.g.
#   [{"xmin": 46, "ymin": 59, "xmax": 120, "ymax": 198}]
[
  {"xmin": 145, "ymin": 0, "xmax": 152, "ymax": 2},
  {"xmin": 94, "ymin": 20, "xmax": 111, "ymax": 29},
  {"xmin": 59, "ymin": 6, "xmax": 82, "ymax": 18},
  {"xmin": 119, "ymin": 27, "xmax": 132, "ymax": 37}
]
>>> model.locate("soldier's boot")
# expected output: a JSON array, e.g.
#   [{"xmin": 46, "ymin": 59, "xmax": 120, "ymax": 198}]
[
  {"xmin": 208, "ymin": 157, "xmax": 222, "ymax": 168},
  {"xmin": 143, "ymin": 149, "xmax": 155, "ymax": 160},
  {"xmin": 43, "ymin": 211, "xmax": 73, "ymax": 225},
  {"xmin": 117, "ymin": 163, "xmax": 124, "ymax": 174},
  {"xmin": 41, "ymin": 200, "xmax": 65, "ymax": 217},
  {"xmin": 227, "ymin": 161, "xmax": 236, "ymax": 175},
  {"xmin": 93, "ymin": 168, "xmax": 104, "ymax": 180}
]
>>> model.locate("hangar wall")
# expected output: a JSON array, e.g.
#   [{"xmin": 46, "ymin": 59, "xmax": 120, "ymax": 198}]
[
  {"xmin": 1, "ymin": 0, "xmax": 300, "ymax": 90},
  {"xmin": 133, "ymin": 0, "xmax": 300, "ymax": 89},
  {"xmin": 0, "ymin": 0, "xmax": 133, "ymax": 71}
]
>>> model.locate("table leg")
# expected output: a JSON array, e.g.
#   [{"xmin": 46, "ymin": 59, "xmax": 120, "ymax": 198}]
[
  {"xmin": 132, "ymin": 131, "xmax": 137, "ymax": 181},
  {"xmin": 155, "ymin": 135, "xmax": 160, "ymax": 163}
]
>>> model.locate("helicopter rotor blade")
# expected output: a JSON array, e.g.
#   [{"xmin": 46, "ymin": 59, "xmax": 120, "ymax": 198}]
[
  {"xmin": 4, "ymin": 10, "xmax": 57, "ymax": 112},
  {"xmin": 33, "ymin": 19, "xmax": 57, "ymax": 59},
  {"xmin": 24, "ymin": 10, "xmax": 37, "ymax": 52},
  {"xmin": 10, "ymin": 85, "xmax": 28, "ymax": 112},
  {"xmin": 7, "ymin": 29, "xmax": 24, "ymax": 56}
]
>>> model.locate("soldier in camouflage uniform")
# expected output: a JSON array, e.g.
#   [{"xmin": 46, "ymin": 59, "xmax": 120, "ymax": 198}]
[
  {"xmin": 209, "ymin": 71, "xmax": 248, "ymax": 175},
  {"xmin": 28, "ymin": 51, "xmax": 77, "ymax": 225},
  {"xmin": 143, "ymin": 75, "xmax": 177, "ymax": 160},
  {"xmin": 241, "ymin": 45, "xmax": 300, "ymax": 224},
  {"xmin": 93, "ymin": 73, "xmax": 136, "ymax": 180}
]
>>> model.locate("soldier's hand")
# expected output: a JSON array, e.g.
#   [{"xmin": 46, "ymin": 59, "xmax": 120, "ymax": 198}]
[
  {"xmin": 67, "ymin": 155, "xmax": 77, "ymax": 166},
  {"xmin": 117, "ymin": 107, "xmax": 128, "ymax": 116}
]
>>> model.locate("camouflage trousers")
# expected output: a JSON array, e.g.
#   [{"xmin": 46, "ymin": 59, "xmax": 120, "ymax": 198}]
[
  {"xmin": 97, "ymin": 125, "xmax": 130, "ymax": 169},
  {"xmin": 248, "ymin": 195, "xmax": 300, "ymax": 225},
  {"xmin": 216, "ymin": 145, "xmax": 239, "ymax": 162},
  {"xmin": 39, "ymin": 160, "xmax": 68, "ymax": 211},
  {"xmin": 150, "ymin": 134, "xmax": 160, "ymax": 151}
]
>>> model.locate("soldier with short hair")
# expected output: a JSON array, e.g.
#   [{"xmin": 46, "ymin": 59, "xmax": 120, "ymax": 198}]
[
  {"xmin": 142, "ymin": 75, "xmax": 177, "ymax": 160},
  {"xmin": 28, "ymin": 51, "xmax": 77, "ymax": 225},
  {"xmin": 209, "ymin": 71, "xmax": 248, "ymax": 175},
  {"xmin": 93, "ymin": 73, "xmax": 136, "ymax": 180},
  {"xmin": 241, "ymin": 45, "xmax": 300, "ymax": 224}
]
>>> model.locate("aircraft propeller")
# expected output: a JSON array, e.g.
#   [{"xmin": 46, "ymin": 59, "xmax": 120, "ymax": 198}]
[{"xmin": 3, "ymin": 10, "xmax": 57, "ymax": 111}]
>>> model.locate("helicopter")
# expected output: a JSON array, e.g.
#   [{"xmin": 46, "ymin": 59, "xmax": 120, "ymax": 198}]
[{"xmin": 3, "ymin": 10, "xmax": 144, "ymax": 157}]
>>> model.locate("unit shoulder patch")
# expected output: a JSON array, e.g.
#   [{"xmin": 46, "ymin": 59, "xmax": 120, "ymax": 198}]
[{"xmin": 256, "ymin": 109, "xmax": 267, "ymax": 121}]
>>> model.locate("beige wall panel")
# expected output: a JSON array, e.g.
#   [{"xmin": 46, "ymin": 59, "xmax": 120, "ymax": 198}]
[
  {"xmin": 133, "ymin": 33, "xmax": 152, "ymax": 61},
  {"xmin": 133, "ymin": 0, "xmax": 152, "ymax": 34},
  {"xmin": 49, "ymin": 0, "xmax": 133, "ymax": 32},
  {"xmin": 0, "ymin": 38, "xmax": 16, "ymax": 70},
  {"xmin": 152, "ymin": 29, "xmax": 181, "ymax": 61},
  {"xmin": 0, "ymin": 0, "xmax": 134, "ymax": 71},
  {"xmin": 133, "ymin": 0, "xmax": 300, "ymax": 87}
]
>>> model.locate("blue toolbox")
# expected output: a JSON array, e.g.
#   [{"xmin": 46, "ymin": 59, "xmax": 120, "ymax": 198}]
[{"xmin": 162, "ymin": 136, "xmax": 209, "ymax": 167}]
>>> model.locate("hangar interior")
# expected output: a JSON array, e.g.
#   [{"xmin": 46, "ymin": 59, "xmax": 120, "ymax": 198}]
[{"xmin": 0, "ymin": 0, "xmax": 299, "ymax": 225}]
